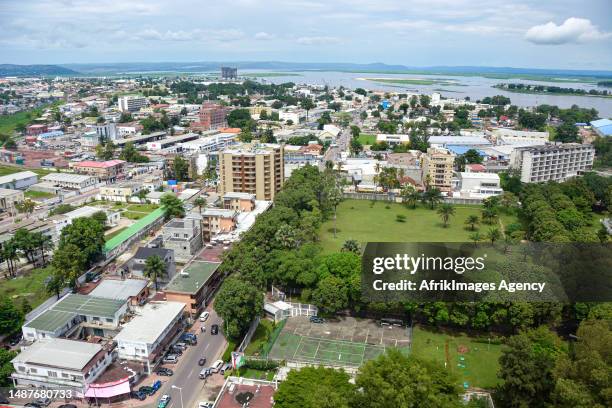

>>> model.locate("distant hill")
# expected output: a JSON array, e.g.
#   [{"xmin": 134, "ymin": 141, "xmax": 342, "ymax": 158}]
[
  {"xmin": 0, "ymin": 64, "xmax": 79, "ymax": 76},
  {"xmin": 60, "ymin": 61, "xmax": 612, "ymax": 79}
]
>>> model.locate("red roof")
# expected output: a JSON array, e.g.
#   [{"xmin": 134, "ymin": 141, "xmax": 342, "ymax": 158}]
[
  {"xmin": 74, "ymin": 160, "xmax": 126, "ymax": 169},
  {"xmin": 466, "ymin": 163, "xmax": 486, "ymax": 172},
  {"xmin": 219, "ymin": 128, "xmax": 241, "ymax": 134},
  {"xmin": 216, "ymin": 383, "xmax": 275, "ymax": 408}
]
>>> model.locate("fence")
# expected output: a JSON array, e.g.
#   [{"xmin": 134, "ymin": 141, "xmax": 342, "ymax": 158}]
[
  {"xmin": 342, "ymin": 192, "xmax": 484, "ymax": 205},
  {"xmin": 261, "ymin": 319, "xmax": 287, "ymax": 358},
  {"xmin": 238, "ymin": 316, "xmax": 260, "ymax": 353}
]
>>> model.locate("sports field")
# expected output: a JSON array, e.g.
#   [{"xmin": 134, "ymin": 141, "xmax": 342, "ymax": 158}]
[{"xmin": 267, "ymin": 316, "xmax": 410, "ymax": 367}]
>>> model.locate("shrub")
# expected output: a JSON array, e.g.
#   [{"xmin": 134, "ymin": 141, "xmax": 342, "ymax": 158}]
[
  {"xmin": 244, "ymin": 359, "xmax": 280, "ymax": 370},
  {"xmin": 222, "ymin": 340, "xmax": 237, "ymax": 362}
]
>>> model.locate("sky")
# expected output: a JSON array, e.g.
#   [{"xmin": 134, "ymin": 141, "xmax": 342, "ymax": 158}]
[{"xmin": 0, "ymin": 0, "xmax": 611, "ymax": 70}]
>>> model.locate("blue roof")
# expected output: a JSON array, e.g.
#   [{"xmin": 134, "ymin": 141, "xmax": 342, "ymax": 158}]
[
  {"xmin": 590, "ymin": 119, "xmax": 612, "ymax": 128},
  {"xmin": 446, "ymin": 145, "xmax": 486, "ymax": 156},
  {"xmin": 595, "ymin": 124, "xmax": 612, "ymax": 136}
]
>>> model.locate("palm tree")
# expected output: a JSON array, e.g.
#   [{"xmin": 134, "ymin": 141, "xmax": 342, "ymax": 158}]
[
  {"xmin": 328, "ymin": 186, "xmax": 343, "ymax": 239},
  {"xmin": 469, "ymin": 232, "xmax": 482, "ymax": 246},
  {"xmin": 481, "ymin": 207, "xmax": 498, "ymax": 225},
  {"xmin": 194, "ymin": 197, "xmax": 206, "ymax": 214},
  {"xmin": 1, "ymin": 240, "xmax": 19, "ymax": 278},
  {"xmin": 422, "ymin": 187, "xmax": 442, "ymax": 209},
  {"xmin": 16, "ymin": 199, "xmax": 36, "ymax": 218},
  {"xmin": 486, "ymin": 227, "xmax": 501, "ymax": 245},
  {"xmin": 465, "ymin": 215, "xmax": 480, "ymax": 231},
  {"xmin": 437, "ymin": 204, "xmax": 455, "ymax": 227},
  {"xmin": 341, "ymin": 239, "xmax": 360, "ymax": 254},
  {"xmin": 401, "ymin": 187, "xmax": 420, "ymax": 209},
  {"xmin": 143, "ymin": 255, "xmax": 167, "ymax": 290}
]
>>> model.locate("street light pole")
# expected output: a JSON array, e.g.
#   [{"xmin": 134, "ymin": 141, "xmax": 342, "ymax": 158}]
[{"xmin": 171, "ymin": 385, "xmax": 184, "ymax": 408}]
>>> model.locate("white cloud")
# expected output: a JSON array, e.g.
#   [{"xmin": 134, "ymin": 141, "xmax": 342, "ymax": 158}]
[
  {"xmin": 254, "ymin": 32, "xmax": 274, "ymax": 40},
  {"xmin": 296, "ymin": 36, "xmax": 342, "ymax": 45},
  {"xmin": 133, "ymin": 28, "xmax": 244, "ymax": 42},
  {"xmin": 525, "ymin": 17, "xmax": 611, "ymax": 45}
]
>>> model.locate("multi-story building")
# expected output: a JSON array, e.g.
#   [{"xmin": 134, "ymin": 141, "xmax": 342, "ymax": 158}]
[
  {"xmin": 510, "ymin": 143, "xmax": 595, "ymax": 183},
  {"xmin": 198, "ymin": 103, "xmax": 228, "ymax": 130},
  {"xmin": 162, "ymin": 217, "xmax": 203, "ymax": 262},
  {"xmin": 456, "ymin": 172, "xmax": 503, "ymax": 199},
  {"xmin": 221, "ymin": 66, "xmax": 238, "ymax": 80},
  {"xmin": 128, "ymin": 247, "xmax": 176, "ymax": 283},
  {"xmin": 72, "ymin": 160, "xmax": 126, "ymax": 182},
  {"xmin": 0, "ymin": 188, "xmax": 24, "ymax": 213},
  {"xmin": 91, "ymin": 122, "xmax": 118, "ymax": 141},
  {"xmin": 113, "ymin": 301, "xmax": 186, "ymax": 373},
  {"xmin": 118, "ymin": 96, "xmax": 148, "ymax": 113},
  {"xmin": 422, "ymin": 147, "xmax": 455, "ymax": 192},
  {"xmin": 222, "ymin": 192, "xmax": 256, "ymax": 212},
  {"xmin": 219, "ymin": 143, "xmax": 284, "ymax": 200},
  {"xmin": 163, "ymin": 261, "xmax": 221, "ymax": 317},
  {"xmin": 201, "ymin": 208, "xmax": 237, "ymax": 239},
  {"xmin": 10, "ymin": 338, "xmax": 114, "ymax": 392},
  {"xmin": 26, "ymin": 124, "xmax": 48, "ymax": 136},
  {"xmin": 99, "ymin": 182, "xmax": 145, "ymax": 202}
]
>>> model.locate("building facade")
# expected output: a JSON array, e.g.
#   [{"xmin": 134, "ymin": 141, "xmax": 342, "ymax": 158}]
[
  {"xmin": 219, "ymin": 143, "xmax": 284, "ymax": 200},
  {"xmin": 422, "ymin": 147, "xmax": 456, "ymax": 192},
  {"xmin": 510, "ymin": 143, "xmax": 595, "ymax": 183},
  {"xmin": 198, "ymin": 103, "xmax": 228, "ymax": 130},
  {"xmin": 73, "ymin": 160, "xmax": 126, "ymax": 182},
  {"xmin": 118, "ymin": 96, "xmax": 148, "ymax": 113}
]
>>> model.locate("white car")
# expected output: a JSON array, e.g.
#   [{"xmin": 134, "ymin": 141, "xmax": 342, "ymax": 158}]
[
  {"xmin": 198, "ymin": 402, "xmax": 213, "ymax": 408},
  {"xmin": 210, "ymin": 359, "xmax": 224, "ymax": 373},
  {"xmin": 199, "ymin": 311, "xmax": 210, "ymax": 322}
]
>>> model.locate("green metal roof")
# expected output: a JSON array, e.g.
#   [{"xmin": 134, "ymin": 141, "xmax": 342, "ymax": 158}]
[
  {"xmin": 25, "ymin": 309, "xmax": 75, "ymax": 332},
  {"xmin": 104, "ymin": 207, "xmax": 165, "ymax": 253},
  {"xmin": 165, "ymin": 261, "xmax": 220, "ymax": 294},
  {"xmin": 52, "ymin": 294, "xmax": 126, "ymax": 318}
]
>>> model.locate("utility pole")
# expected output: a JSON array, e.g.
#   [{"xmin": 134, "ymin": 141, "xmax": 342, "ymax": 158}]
[{"xmin": 171, "ymin": 385, "xmax": 184, "ymax": 408}]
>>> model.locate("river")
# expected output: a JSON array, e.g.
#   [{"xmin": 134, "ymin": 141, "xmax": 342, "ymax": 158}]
[{"xmin": 244, "ymin": 70, "xmax": 612, "ymax": 117}]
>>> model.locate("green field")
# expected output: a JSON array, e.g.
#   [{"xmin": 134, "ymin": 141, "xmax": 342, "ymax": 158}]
[
  {"xmin": 245, "ymin": 319, "xmax": 274, "ymax": 356},
  {"xmin": 24, "ymin": 190, "xmax": 55, "ymax": 199},
  {"xmin": 320, "ymin": 199, "xmax": 517, "ymax": 252},
  {"xmin": 411, "ymin": 326, "xmax": 503, "ymax": 389},
  {"xmin": 127, "ymin": 203, "xmax": 159, "ymax": 213},
  {"xmin": 358, "ymin": 133, "xmax": 377, "ymax": 145},
  {"xmin": 0, "ymin": 267, "xmax": 53, "ymax": 309},
  {"xmin": 123, "ymin": 211, "xmax": 145, "ymax": 220},
  {"xmin": 0, "ymin": 165, "xmax": 53, "ymax": 177}
]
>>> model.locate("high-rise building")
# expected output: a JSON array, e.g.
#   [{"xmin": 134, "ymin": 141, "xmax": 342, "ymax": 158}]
[
  {"xmin": 422, "ymin": 147, "xmax": 456, "ymax": 192},
  {"xmin": 221, "ymin": 66, "xmax": 238, "ymax": 80},
  {"xmin": 198, "ymin": 103, "xmax": 228, "ymax": 130},
  {"xmin": 510, "ymin": 143, "xmax": 594, "ymax": 183},
  {"xmin": 219, "ymin": 143, "xmax": 284, "ymax": 200},
  {"xmin": 118, "ymin": 96, "xmax": 148, "ymax": 113}
]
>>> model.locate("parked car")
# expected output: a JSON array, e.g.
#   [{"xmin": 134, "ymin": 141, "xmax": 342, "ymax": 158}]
[
  {"xmin": 181, "ymin": 333, "xmax": 197, "ymax": 345},
  {"xmin": 310, "ymin": 316, "xmax": 325, "ymax": 324},
  {"xmin": 57, "ymin": 405, "xmax": 77, "ymax": 408},
  {"xmin": 34, "ymin": 398, "xmax": 51, "ymax": 407},
  {"xmin": 174, "ymin": 342, "xmax": 187, "ymax": 350},
  {"xmin": 198, "ymin": 357, "xmax": 207, "ymax": 366},
  {"xmin": 220, "ymin": 363, "xmax": 232, "ymax": 374},
  {"xmin": 199, "ymin": 312, "xmax": 210, "ymax": 322},
  {"xmin": 24, "ymin": 403, "xmax": 42, "ymax": 408},
  {"xmin": 169, "ymin": 346, "xmax": 183, "ymax": 355},
  {"xmin": 163, "ymin": 354, "xmax": 178, "ymax": 364},
  {"xmin": 210, "ymin": 324, "xmax": 219, "ymax": 335},
  {"xmin": 199, "ymin": 367, "xmax": 212, "ymax": 379},
  {"xmin": 131, "ymin": 391, "xmax": 146, "ymax": 401},
  {"xmin": 156, "ymin": 367, "xmax": 174, "ymax": 376},
  {"xmin": 158, "ymin": 394, "xmax": 171, "ymax": 408},
  {"xmin": 198, "ymin": 402, "xmax": 213, "ymax": 408},
  {"xmin": 210, "ymin": 359, "xmax": 224, "ymax": 373}
]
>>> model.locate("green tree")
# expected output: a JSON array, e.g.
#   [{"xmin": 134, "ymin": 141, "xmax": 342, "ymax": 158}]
[
  {"xmin": 341, "ymin": 239, "xmax": 360, "ymax": 254},
  {"xmin": 349, "ymin": 138, "xmax": 363, "ymax": 156},
  {"xmin": 15, "ymin": 198, "xmax": 36, "ymax": 218},
  {"xmin": 193, "ymin": 197, "xmax": 206, "ymax": 214},
  {"xmin": 401, "ymin": 187, "xmax": 421, "ymax": 209},
  {"xmin": 0, "ymin": 349, "xmax": 17, "ymax": 387},
  {"xmin": 274, "ymin": 366, "xmax": 355, "ymax": 408},
  {"xmin": 58, "ymin": 217, "xmax": 105, "ymax": 268},
  {"xmin": 0, "ymin": 297, "xmax": 24, "ymax": 335},
  {"xmin": 311, "ymin": 275, "xmax": 349, "ymax": 314},
  {"xmin": 350, "ymin": 125, "xmax": 361, "ymax": 139},
  {"xmin": 51, "ymin": 244, "xmax": 86, "ymax": 289},
  {"xmin": 300, "ymin": 98, "xmax": 315, "ymax": 120},
  {"xmin": 46, "ymin": 268, "xmax": 66, "ymax": 299},
  {"xmin": 486, "ymin": 227, "xmax": 501, "ymax": 244},
  {"xmin": 422, "ymin": 187, "xmax": 442, "ymax": 209},
  {"xmin": 173, "ymin": 155, "xmax": 189, "ymax": 181},
  {"xmin": 214, "ymin": 277, "xmax": 263, "ymax": 340},
  {"xmin": 437, "ymin": 203, "xmax": 455, "ymax": 227},
  {"xmin": 355, "ymin": 349, "xmax": 462, "ymax": 408},
  {"xmin": 160, "ymin": 193, "xmax": 185, "ymax": 220},
  {"xmin": 143, "ymin": 255, "xmax": 167, "ymax": 290},
  {"xmin": 119, "ymin": 141, "xmax": 148, "ymax": 163}
]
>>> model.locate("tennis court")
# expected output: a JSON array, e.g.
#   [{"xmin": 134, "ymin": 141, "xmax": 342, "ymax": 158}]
[{"xmin": 268, "ymin": 316, "xmax": 411, "ymax": 367}]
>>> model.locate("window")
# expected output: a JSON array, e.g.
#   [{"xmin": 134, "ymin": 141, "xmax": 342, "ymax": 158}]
[
  {"xmin": 106, "ymin": 318, "xmax": 113, "ymax": 323},
  {"xmin": 48, "ymin": 371, "xmax": 58, "ymax": 378},
  {"xmin": 62, "ymin": 373, "xmax": 70, "ymax": 378},
  {"xmin": 17, "ymin": 366, "xmax": 25, "ymax": 372},
  {"xmin": 30, "ymin": 368, "xmax": 38, "ymax": 374}
]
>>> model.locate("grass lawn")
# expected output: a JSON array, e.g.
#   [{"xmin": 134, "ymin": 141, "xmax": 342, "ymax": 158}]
[
  {"xmin": 123, "ymin": 211, "xmax": 145, "ymax": 220},
  {"xmin": 411, "ymin": 325, "xmax": 503, "ymax": 390},
  {"xmin": 236, "ymin": 367, "xmax": 276, "ymax": 381},
  {"xmin": 358, "ymin": 133, "xmax": 377, "ymax": 145},
  {"xmin": 25, "ymin": 190, "xmax": 55, "ymax": 199},
  {"xmin": 0, "ymin": 165, "xmax": 53, "ymax": 178},
  {"xmin": 319, "ymin": 199, "xmax": 517, "ymax": 252},
  {"xmin": 127, "ymin": 203, "xmax": 159, "ymax": 213},
  {"xmin": 105, "ymin": 226, "xmax": 128, "ymax": 240},
  {"xmin": 0, "ymin": 267, "xmax": 53, "ymax": 309},
  {"xmin": 245, "ymin": 319, "xmax": 274, "ymax": 356}
]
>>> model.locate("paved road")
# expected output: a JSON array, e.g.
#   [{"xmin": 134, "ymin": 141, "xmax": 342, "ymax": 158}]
[{"xmin": 156, "ymin": 307, "xmax": 227, "ymax": 408}]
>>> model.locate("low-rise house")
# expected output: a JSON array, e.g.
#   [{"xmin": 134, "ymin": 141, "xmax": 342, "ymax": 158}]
[
  {"xmin": 455, "ymin": 172, "xmax": 503, "ymax": 199},
  {"xmin": 51, "ymin": 206, "xmax": 119, "ymax": 239},
  {"xmin": 128, "ymin": 247, "xmax": 176, "ymax": 283},
  {"xmin": 11, "ymin": 338, "xmax": 114, "ymax": 392},
  {"xmin": 222, "ymin": 192, "xmax": 256, "ymax": 212},
  {"xmin": 163, "ymin": 261, "xmax": 221, "ymax": 316},
  {"xmin": 88, "ymin": 278, "xmax": 149, "ymax": 307},
  {"xmin": 72, "ymin": 160, "xmax": 126, "ymax": 182},
  {"xmin": 22, "ymin": 294, "xmax": 128, "ymax": 341},
  {"xmin": 99, "ymin": 182, "xmax": 145, "ymax": 202},
  {"xmin": 0, "ymin": 171, "xmax": 38, "ymax": 190},
  {"xmin": 162, "ymin": 217, "xmax": 203, "ymax": 262},
  {"xmin": 41, "ymin": 173, "xmax": 98, "ymax": 191},
  {"xmin": 114, "ymin": 301, "xmax": 186, "ymax": 373},
  {"xmin": 0, "ymin": 188, "xmax": 24, "ymax": 213}
]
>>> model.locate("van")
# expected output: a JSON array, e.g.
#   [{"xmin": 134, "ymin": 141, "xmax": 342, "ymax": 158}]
[
  {"xmin": 199, "ymin": 368, "xmax": 211, "ymax": 379},
  {"xmin": 210, "ymin": 359, "xmax": 224, "ymax": 373}
]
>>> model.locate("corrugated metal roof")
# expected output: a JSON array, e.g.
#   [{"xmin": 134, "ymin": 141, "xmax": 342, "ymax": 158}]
[{"xmin": 104, "ymin": 207, "xmax": 165, "ymax": 253}]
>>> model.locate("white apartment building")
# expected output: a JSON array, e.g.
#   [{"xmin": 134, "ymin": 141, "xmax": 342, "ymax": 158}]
[
  {"xmin": 178, "ymin": 132, "xmax": 237, "ymax": 154},
  {"xmin": 376, "ymin": 134, "xmax": 410, "ymax": 146},
  {"xmin": 510, "ymin": 143, "xmax": 594, "ymax": 183},
  {"xmin": 41, "ymin": 173, "xmax": 98, "ymax": 191},
  {"xmin": 118, "ymin": 96, "xmax": 148, "ymax": 113},
  {"xmin": 11, "ymin": 338, "xmax": 113, "ymax": 392},
  {"xmin": 114, "ymin": 301, "xmax": 185, "ymax": 373},
  {"xmin": 423, "ymin": 147, "xmax": 456, "ymax": 192}
]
